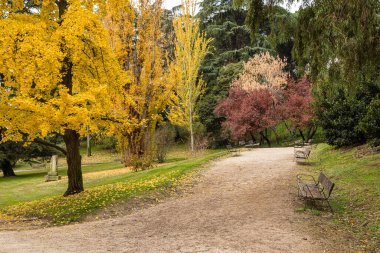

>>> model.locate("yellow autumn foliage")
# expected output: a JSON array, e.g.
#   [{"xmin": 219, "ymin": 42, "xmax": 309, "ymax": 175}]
[
  {"xmin": 0, "ymin": 0, "xmax": 128, "ymax": 143},
  {"xmin": 167, "ymin": 0, "xmax": 211, "ymax": 151},
  {"xmin": 104, "ymin": 0, "xmax": 174, "ymax": 165}
]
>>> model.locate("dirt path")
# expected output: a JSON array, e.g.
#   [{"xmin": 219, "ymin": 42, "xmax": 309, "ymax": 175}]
[{"xmin": 0, "ymin": 148, "xmax": 335, "ymax": 252}]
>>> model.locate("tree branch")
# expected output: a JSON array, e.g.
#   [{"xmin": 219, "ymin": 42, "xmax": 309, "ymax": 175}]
[{"xmin": 32, "ymin": 139, "xmax": 67, "ymax": 156}]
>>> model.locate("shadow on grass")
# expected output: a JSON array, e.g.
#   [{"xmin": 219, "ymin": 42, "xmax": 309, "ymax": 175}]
[
  {"xmin": 296, "ymin": 161, "xmax": 322, "ymax": 166},
  {"xmin": 0, "ymin": 171, "xmax": 49, "ymax": 181}
]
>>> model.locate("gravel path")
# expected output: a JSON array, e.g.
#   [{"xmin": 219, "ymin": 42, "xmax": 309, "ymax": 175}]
[{"xmin": 0, "ymin": 148, "xmax": 333, "ymax": 253}]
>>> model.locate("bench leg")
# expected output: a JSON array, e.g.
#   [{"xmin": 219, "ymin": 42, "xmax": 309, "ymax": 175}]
[{"xmin": 325, "ymin": 199, "xmax": 334, "ymax": 213}]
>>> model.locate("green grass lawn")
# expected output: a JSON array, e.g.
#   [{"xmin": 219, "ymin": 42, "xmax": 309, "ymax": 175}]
[
  {"xmin": 0, "ymin": 162, "xmax": 124, "ymax": 206},
  {"xmin": 304, "ymin": 144, "xmax": 380, "ymax": 251},
  {"xmin": 0, "ymin": 147, "xmax": 228, "ymax": 224}
]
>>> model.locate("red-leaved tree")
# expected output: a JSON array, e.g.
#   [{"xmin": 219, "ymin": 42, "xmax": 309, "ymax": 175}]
[
  {"xmin": 215, "ymin": 87, "xmax": 277, "ymax": 146},
  {"xmin": 215, "ymin": 77, "xmax": 315, "ymax": 145},
  {"xmin": 279, "ymin": 78, "xmax": 315, "ymax": 141},
  {"xmin": 215, "ymin": 53, "xmax": 315, "ymax": 145}
]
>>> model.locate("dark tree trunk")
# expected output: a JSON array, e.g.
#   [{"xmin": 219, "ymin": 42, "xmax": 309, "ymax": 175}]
[
  {"xmin": 63, "ymin": 129, "xmax": 83, "ymax": 196},
  {"xmin": 306, "ymin": 126, "xmax": 312, "ymax": 141},
  {"xmin": 123, "ymin": 131, "xmax": 153, "ymax": 169},
  {"xmin": 299, "ymin": 129, "xmax": 306, "ymax": 142},
  {"xmin": 250, "ymin": 133, "xmax": 256, "ymax": 142},
  {"xmin": 308, "ymin": 126, "xmax": 318, "ymax": 140},
  {"xmin": 260, "ymin": 131, "xmax": 271, "ymax": 147},
  {"xmin": 0, "ymin": 159, "xmax": 16, "ymax": 177},
  {"xmin": 56, "ymin": 0, "xmax": 83, "ymax": 196},
  {"xmin": 283, "ymin": 122, "xmax": 293, "ymax": 135},
  {"xmin": 271, "ymin": 127, "xmax": 280, "ymax": 145}
]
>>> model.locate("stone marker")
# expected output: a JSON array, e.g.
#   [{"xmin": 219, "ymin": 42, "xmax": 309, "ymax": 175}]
[{"xmin": 45, "ymin": 155, "xmax": 61, "ymax": 181}]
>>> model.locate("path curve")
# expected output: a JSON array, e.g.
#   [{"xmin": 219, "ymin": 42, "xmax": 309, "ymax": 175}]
[{"xmin": 0, "ymin": 148, "xmax": 332, "ymax": 252}]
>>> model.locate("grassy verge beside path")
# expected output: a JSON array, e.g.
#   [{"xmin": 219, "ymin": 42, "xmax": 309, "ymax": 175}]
[
  {"xmin": 304, "ymin": 144, "xmax": 380, "ymax": 252},
  {"xmin": 0, "ymin": 149, "xmax": 228, "ymax": 225}
]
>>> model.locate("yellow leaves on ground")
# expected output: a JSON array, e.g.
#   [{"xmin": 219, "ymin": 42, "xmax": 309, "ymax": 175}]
[{"xmin": 0, "ymin": 169, "xmax": 191, "ymax": 224}]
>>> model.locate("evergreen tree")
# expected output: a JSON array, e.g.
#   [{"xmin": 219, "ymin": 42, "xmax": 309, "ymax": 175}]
[
  {"xmin": 197, "ymin": 0, "xmax": 260, "ymax": 145},
  {"xmin": 0, "ymin": 129, "xmax": 60, "ymax": 177},
  {"xmin": 235, "ymin": 0, "xmax": 380, "ymax": 146}
]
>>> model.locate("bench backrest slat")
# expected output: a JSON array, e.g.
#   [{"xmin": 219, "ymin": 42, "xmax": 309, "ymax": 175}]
[{"xmin": 318, "ymin": 172, "xmax": 335, "ymax": 197}]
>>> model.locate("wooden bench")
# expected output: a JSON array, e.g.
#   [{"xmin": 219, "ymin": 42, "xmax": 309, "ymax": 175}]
[
  {"xmin": 297, "ymin": 172, "xmax": 335, "ymax": 212},
  {"xmin": 226, "ymin": 144, "xmax": 239, "ymax": 153},
  {"xmin": 294, "ymin": 147, "xmax": 311, "ymax": 159},
  {"xmin": 294, "ymin": 142, "xmax": 312, "ymax": 162},
  {"xmin": 244, "ymin": 140, "xmax": 260, "ymax": 148}
]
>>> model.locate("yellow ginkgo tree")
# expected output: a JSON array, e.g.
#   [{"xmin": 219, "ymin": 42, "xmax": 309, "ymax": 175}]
[
  {"xmin": 168, "ymin": 0, "xmax": 211, "ymax": 151},
  {"xmin": 0, "ymin": 0, "xmax": 128, "ymax": 195}
]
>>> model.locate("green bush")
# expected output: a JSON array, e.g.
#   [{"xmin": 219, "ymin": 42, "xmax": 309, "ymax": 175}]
[
  {"xmin": 316, "ymin": 82, "xmax": 380, "ymax": 147},
  {"xmin": 360, "ymin": 98, "xmax": 380, "ymax": 146},
  {"xmin": 316, "ymin": 88, "xmax": 366, "ymax": 147},
  {"xmin": 97, "ymin": 136, "xmax": 117, "ymax": 150},
  {"xmin": 155, "ymin": 125, "xmax": 175, "ymax": 163}
]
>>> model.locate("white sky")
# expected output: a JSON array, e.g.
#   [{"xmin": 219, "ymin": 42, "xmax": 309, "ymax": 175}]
[{"xmin": 162, "ymin": 0, "xmax": 302, "ymax": 13}]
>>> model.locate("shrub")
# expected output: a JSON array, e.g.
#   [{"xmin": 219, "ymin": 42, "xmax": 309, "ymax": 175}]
[
  {"xmin": 154, "ymin": 125, "xmax": 175, "ymax": 163},
  {"xmin": 95, "ymin": 136, "xmax": 117, "ymax": 150},
  {"xmin": 316, "ymin": 88, "xmax": 366, "ymax": 147},
  {"xmin": 360, "ymin": 98, "xmax": 380, "ymax": 146}
]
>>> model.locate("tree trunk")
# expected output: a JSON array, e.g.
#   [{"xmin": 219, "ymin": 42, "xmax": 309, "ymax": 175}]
[
  {"xmin": 63, "ymin": 129, "xmax": 83, "ymax": 196},
  {"xmin": 0, "ymin": 159, "xmax": 16, "ymax": 177},
  {"xmin": 122, "ymin": 131, "xmax": 154, "ymax": 170},
  {"xmin": 87, "ymin": 134, "xmax": 91, "ymax": 157},
  {"xmin": 57, "ymin": 0, "xmax": 82, "ymax": 196},
  {"xmin": 260, "ymin": 131, "xmax": 271, "ymax": 147},
  {"xmin": 283, "ymin": 122, "xmax": 294, "ymax": 135},
  {"xmin": 250, "ymin": 133, "xmax": 256, "ymax": 143},
  {"xmin": 86, "ymin": 126, "xmax": 91, "ymax": 157},
  {"xmin": 189, "ymin": 88, "xmax": 194, "ymax": 152},
  {"xmin": 189, "ymin": 118, "xmax": 195, "ymax": 152},
  {"xmin": 308, "ymin": 126, "xmax": 318, "ymax": 140},
  {"xmin": 299, "ymin": 129, "xmax": 306, "ymax": 142},
  {"xmin": 271, "ymin": 127, "xmax": 280, "ymax": 145}
]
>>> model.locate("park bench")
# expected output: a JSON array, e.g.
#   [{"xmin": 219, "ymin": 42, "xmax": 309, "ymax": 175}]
[
  {"xmin": 294, "ymin": 147, "xmax": 311, "ymax": 159},
  {"xmin": 226, "ymin": 144, "xmax": 239, "ymax": 153},
  {"xmin": 294, "ymin": 141, "xmax": 312, "ymax": 162},
  {"xmin": 244, "ymin": 140, "xmax": 260, "ymax": 148},
  {"xmin": 297, "ymin": 172, "xmax": 335, "ymax": 212}
]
